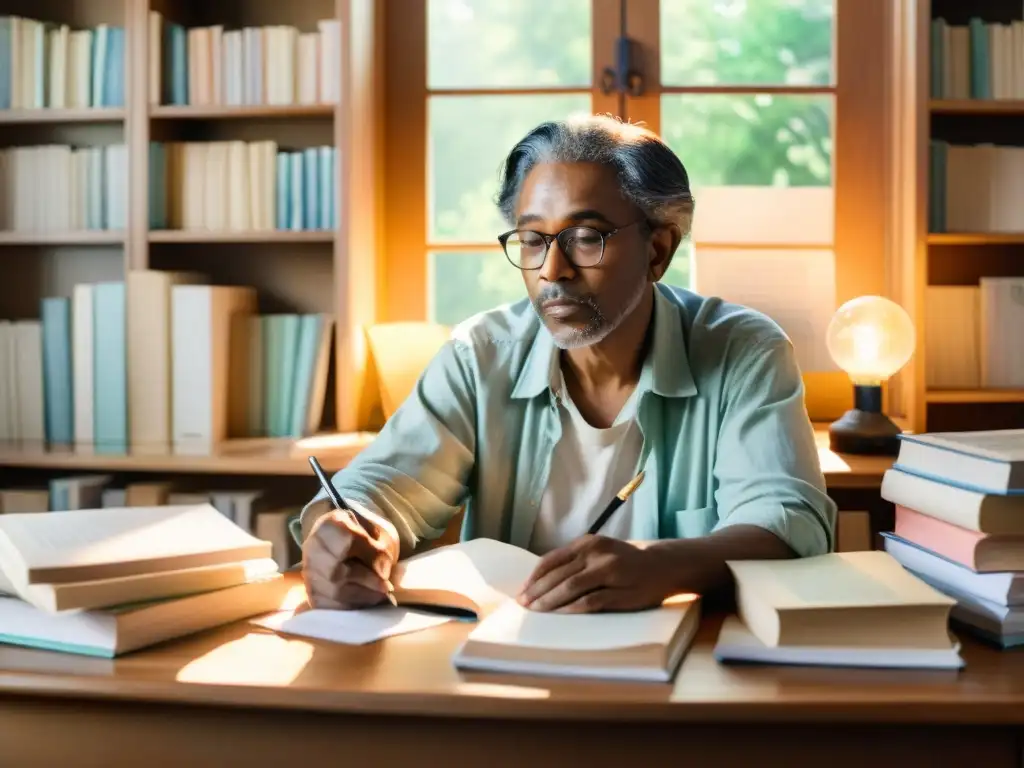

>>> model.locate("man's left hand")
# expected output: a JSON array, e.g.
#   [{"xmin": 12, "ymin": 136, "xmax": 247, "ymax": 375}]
[{"xmin": 517, "ymin": 535, "xmax": 671, "ymax": 613}]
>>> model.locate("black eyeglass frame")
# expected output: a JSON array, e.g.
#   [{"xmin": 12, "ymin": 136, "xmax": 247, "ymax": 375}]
[{"xmin": 496, "ymin": 219, "xmax": 647, "ymax": 271}]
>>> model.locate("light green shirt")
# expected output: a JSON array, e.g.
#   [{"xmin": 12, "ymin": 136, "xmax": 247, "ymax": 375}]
[{"xmin": 296, "ymin": 284, "xmax": 836, "ymax": 558}]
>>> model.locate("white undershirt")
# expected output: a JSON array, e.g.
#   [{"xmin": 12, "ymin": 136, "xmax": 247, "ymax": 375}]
[{"xmin": 528, "ymin": 368, "xmax": 643, "ymax": 555}]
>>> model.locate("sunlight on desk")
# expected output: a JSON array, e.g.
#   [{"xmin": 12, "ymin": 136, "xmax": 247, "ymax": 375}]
[
  {"xmin": 453, "ymin": 681, "xmax": 551, "ymax": 699},
  {"xmin": 175, "ymin": 633, "xmax": 314, "ymax": 686}
]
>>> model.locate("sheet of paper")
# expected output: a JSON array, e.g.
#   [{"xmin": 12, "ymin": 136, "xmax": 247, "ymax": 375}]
[
  {"xmin": 263, "ymin": 606, "xmax": 452, "ymax": 646},
  {"xmin": 693, "ymin": 248, "xmax": 838, "ymax": 373}
]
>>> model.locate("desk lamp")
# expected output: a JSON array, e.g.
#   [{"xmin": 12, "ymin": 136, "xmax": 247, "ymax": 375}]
[{"xmin": 825, "ymin": 295, "xmax": 915, "ymax": 455}]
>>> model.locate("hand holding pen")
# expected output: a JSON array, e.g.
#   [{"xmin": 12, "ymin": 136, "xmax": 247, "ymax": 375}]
[{"xmin": 302, "ymin": 456, "xmax": 400, "ymax": 610}]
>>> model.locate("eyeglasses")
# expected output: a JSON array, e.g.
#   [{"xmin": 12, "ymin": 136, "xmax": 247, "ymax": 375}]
[{"xmin": 497, "ymin": 220, "xmax": 645, "ymax": 271}]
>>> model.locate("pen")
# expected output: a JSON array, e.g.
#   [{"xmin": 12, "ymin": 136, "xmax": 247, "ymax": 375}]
[
  {"xmin": 307, "ymin": 455, "xmax": 398, "ymax": 607},
  {"xmin": 587, "ymin": 471, "xmax": 646, "ymax": 536}
]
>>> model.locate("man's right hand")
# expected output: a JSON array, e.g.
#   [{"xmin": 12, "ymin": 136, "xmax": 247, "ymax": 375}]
[{"xmin": 302, "ymin": 508, "xmax": 400, "ymax": 609}]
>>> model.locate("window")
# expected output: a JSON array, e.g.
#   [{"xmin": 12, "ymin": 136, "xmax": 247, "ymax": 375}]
[{"xmin": 384, "ymin": 0, "xmax": 888, "ymax": 420}]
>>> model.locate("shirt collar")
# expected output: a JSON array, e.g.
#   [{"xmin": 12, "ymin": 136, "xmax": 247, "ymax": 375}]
[{"xmin": 510, "ymin": 284, "xmax": 698, "ymax": 400}]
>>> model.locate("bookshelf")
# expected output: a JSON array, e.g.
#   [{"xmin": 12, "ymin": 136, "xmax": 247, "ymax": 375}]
[
  {"xmin": 896, "ymin": 0, "xmax": 1024, "ymax": 433},
  {"xmin": 0, "ymin": 0, "xmax": 383, "ymax": 479}
]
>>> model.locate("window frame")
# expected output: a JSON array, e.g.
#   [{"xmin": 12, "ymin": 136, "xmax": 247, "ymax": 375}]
[{"xmin": 381, "ymin": 0, "xmax": 891, "ymax": 422}]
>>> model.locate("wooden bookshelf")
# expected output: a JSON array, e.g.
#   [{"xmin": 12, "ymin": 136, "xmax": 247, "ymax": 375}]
[
  {"xmin": 926, "ymin": 389, "xmax": 1024, "ymax": 404},
  {"xmin": 890, "ymin": 0, "xmax": 1024, "ymax": 434},
  {"xmin": 0, "ymin": 0, "xmax": 383, "ymax": 482},
  {"xmin": 0, "ymin": 108, "xmax": 126, "ymax": 124},
  {"xmin": 150, "ymin": 105, "xmax": 334, "ymax": 120}
]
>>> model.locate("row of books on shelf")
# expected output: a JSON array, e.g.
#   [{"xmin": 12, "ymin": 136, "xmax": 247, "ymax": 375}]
[
  {"xmin": 0, "ymin": 144, "xmax": 126, "ymax": 233},
  {"xmin": 925, "ymin": 281, "xmax": 1024, "ymax": 390},
  {"xmin": 928, "ymin": 141, "xmax": 1024, "ymax": 233},
  {"xmin": 0, "ymin": 503, "xmax": 294, "ymax": 657},
  {"xmin": 930, "ymin": 17, "xmax": 1024, "ymax": 100},
  {"xmin": 0, "ymin": 272, "xmax": 333, "ymax": 449},
  {"xmin": 881, "ymin": 430, "xmax": 1024, "ymax": 649},
  {"xmin": 150, "ymin": 140, "xmax": 337, "ymax": 232},
  {"xmin": 0, "ymin": 17, "xmax": 125, "ymax": 110},
  {"xmin": 150, "ymin": 11, "xmax": 341, "ymax": 108}
]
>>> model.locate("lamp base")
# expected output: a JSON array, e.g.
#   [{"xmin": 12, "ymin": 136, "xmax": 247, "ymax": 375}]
[{"xmin": 829, "ymin": 408, "xmax": 902, "ymax": 455}]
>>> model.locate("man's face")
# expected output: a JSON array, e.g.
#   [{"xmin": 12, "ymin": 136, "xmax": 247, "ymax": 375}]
[{"xmin": 514, "ymin": 162, "xmax": 651, "ymax": 349}]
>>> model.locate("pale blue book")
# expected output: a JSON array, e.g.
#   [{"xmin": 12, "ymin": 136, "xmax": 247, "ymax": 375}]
[
  {"xmin": 303, "ymin": 148, "xmax": 320, "ymax": 230},
  {"xmin": 275, "ymin": 315, "xmax": 302, "ymax": 436},
  {"xmin": 92, "ymin": 282, "xmax": 127, "ymax": 451},
  {"xmin": 104, "ymin": 26, "xmax": 125, "ymax": 107},
  {"xmin": 289, "ymin": 152, "xmax": 304, "ymax": 231},
  {"xmin": 287, "ymin": 314, "xmax": 323, "ymax": 436},
  {"xmin": 318, "ymin": 147, "xmax": 334, "ymax": 230},
  {"xmin": 91, "ymin": 24, "xmax": 109, "ymax": 107},
  {"xmin": 41, "ymin": 297, "xmax": 74, "ymax": 445},
  {"xmin": 275, "ymin": 153, "xmax": 290, "ymax": 230},
  {"xmin": 0, "ymin": 17, "xmax": 11, "ymax": 109}
]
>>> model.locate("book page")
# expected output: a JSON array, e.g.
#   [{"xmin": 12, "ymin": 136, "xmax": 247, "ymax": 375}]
[
  {"xmin": 467, "ymin": 599, "xmax": 693, "ymax": 651},
  {"xmin": 912, "ymin": 430, "xmax": 1024, "ymax": 462},
  {"xmin": 727, "ymin": 551, "xmax": 956, "ymax": 610},
  {"xmin": 0, "ymin": 504, "xmax": 270, "ymax": 581},
  {"xmin": 264, "ymin": 606, "xmax": 452, "ymax": 645},
  {"xmin": 393, "ymin": 538, "xmax": 539, "ymax": 613}
]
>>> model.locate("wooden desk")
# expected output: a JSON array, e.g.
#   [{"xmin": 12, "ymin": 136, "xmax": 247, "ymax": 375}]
[
  {"xmin": 814, "ymin": 425, "xmax": 895, "ymax": 490},
  {"xmin": 1, "ymin": 608, "xmax": 1022, "ymax": 768}
]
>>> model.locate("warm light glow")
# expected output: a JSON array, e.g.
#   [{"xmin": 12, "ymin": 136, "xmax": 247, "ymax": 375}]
[
  {"xmin": 454, "ymin": 682, "xmax": 551, "ymax": 699},
  {"xmin": 175, "ymin": 633, "xmax": 314, "ymax": 686},
  {"xmin": 825, "ymin": 295, "xmax": 915, "ymax": 385},
  {"xmin": 293, "ymin": 432, "xmax": 377, "ymax": 452}
]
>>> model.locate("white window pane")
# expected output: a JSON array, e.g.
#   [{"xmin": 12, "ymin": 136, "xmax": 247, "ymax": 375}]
[
  {"xmin": 693, "ymin": 248, "xmax": 838, "ymax": 373},
  {"xmin": 429, "ymin": 251, "xmax": 527, "ymax": 325},
  {"xmin": 660, "ymin": 0, "xmax": 834, "ymax": 87},
  {"xmin": 428, "ymin": 0, "xmax": 592, "ymax": 89},
  {"xmin": 692, "ymin": 186, "xmax": 833, "ymax": 245},
  {"xmin": 429, "ymin": 94, "xmax": 593, "ymax": 243}
]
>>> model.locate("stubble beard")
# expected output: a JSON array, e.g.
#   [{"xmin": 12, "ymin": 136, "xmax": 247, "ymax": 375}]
[{"xmin": 537, "ymin": 276, "xmax": 650, "ymax": 350}]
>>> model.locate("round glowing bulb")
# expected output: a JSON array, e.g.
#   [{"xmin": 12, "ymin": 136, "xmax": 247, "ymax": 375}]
[{"xmin": 826, "ymin": 295, "xmax": 915, "ymax": 385}]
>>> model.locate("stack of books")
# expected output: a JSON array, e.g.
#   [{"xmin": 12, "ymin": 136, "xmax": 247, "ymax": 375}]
[
  {"xmin": 713, "ymin": 550, "xmax": 964, "ymax": 670},
  {"xmin": 0, "ymin": 504, "xmax": 291, "ymax": 657},
  {"xmin": 881, "ymin": 429, "xmax": 1024, "ymax": 649}
]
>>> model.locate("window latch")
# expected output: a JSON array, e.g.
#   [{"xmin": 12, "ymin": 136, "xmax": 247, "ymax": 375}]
[{"xmin": 600, "ymin": 36, "xmax": 645, "ymax": 97}]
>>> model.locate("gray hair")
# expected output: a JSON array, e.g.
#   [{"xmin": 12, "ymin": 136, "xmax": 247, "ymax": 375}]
[{"xmin": 496, "ymin": 114, "xmax": 695, "ymax": 236}]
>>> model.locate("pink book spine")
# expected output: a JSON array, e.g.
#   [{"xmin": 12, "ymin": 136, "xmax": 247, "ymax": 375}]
[{"xmin": 894, "ymin": 505, "xmax": 986, "ymax": 568}]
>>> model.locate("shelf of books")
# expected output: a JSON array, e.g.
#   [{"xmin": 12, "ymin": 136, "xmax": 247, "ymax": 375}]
[
  {"xmin": 922, "ymin": 0, "xmax": 1024, "ymax": 432},
  {"xmin": 0, "ymin": 0, "xmax": 383, "ymax": 518}
]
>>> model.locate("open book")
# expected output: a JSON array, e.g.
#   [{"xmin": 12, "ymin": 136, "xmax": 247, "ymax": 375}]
[{"xmin": 387, "ymin": 539, "xmax": 701, "ymax": 682}]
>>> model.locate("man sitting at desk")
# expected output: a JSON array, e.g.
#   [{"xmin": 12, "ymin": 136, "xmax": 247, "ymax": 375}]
[{"xmin": 299, "ymin": 114, "xmax": 836, "ymax": 614}]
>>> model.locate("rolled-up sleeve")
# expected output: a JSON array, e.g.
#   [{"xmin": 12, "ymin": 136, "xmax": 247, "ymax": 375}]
[
  {"xmin": 293, "ymin": 340, "xmax": 477, "ymax": 552},
  {"xmin": 711, "ymin": 336, "xmax": 837, "ymax": 557}
]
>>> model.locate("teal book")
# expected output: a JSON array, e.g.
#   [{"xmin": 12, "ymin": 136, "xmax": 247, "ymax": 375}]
[
  {"xmin": 318, "ymin": 147, "xmax": 335, "ymax": 230},
  {"xmin": 31, "ymin": 20, "xmax": 47, "ymax": 109},
  {"xmin": 0, "ymin": 17, "xmax": 10, "ymax": 109},
  {"xmin": 91, "ymin": 24, "xmax": 109, "ymax": 107},
  {"xmin": 149, "ymin": 142, "xmax": 167, "ymax": 228},
  {"xmin": 275, "ymin": 315, "xmax": 302, "ymax": 436},
  {"xmin": 275, "ymin": 152, "xmax": 290, "ymax": 230},
  {"xmin": 303, "ymin": 148, "xmax": 320, "ymax": 230},
  {"xmin": 968, "ymin": 18, "xmax": 990, "ymax": 99},
  {"xmin": 41, "ymin": 297, "xmax": 74, "ymax": 445},
  {"xmin": 92, "ymin": 282, "xmax": 127, "ymax": 451},
  {"xmin": 166, "ymin": 22, "xmax": 188, "ymax": 105},
  {"xmin": 287, "ymin": 314, "xmax": 323, "ymax": 436},
  {"xmin": 289, "ymin": 152, "xmax": 304, "ymax": 231},
  {"xmin": 105, "ymin": 26, "xmax": 125, "ymax": 107}
]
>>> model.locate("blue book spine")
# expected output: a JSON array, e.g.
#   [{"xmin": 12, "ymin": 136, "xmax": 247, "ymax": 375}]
[
  {"xmin": 968, "ymin": 18, "xmax": 990, "ymax": 100},
  {"xmin": 262, "ymin": 316, "xmax": 280, "ymax": 436},
  {"xmin": 149, "ymin": 142, "xmax": 166, "ymax": 229},
  {"xmin": 276, "ymin": 315, "xmax": 302, "ymax": 436},
  {"xmin": 92, "ymin": 282, "xmax": 127, "ymax": 450},
  {"xmin": 0, "ymin": 17, "xmax": 11, "ymax": 109},
  {"xmin": 303, "ymin": 148, "xmax": 319, "ymax": 230},
  {"xmin": 41, "ymin": 297, "xmax": 74, "ymax": 445},
  {"xmin": 287, "ymin": 315, "xmax": 322, "ymax": 436},
  {"xmin": 32, "ymin": 22, "xmax": 45, "ymax": 108},
  {"xmin": 107, "ymin": 27, "xmax": 125, "ymax": 107},
  {"xmin": 275, "ymin": 153, "xmax": 290, "ymax": 230},
  {"xmin": 91, "ymin": 24, "xmax": 109, "ymax": 107},
  {"xmin": 318, "ymin": 147, "xmax": 334, "ymax": 231},
  {"xmin": 289, "ymin": 152, "xmax": 303, "ymax": 231},
  {"xmin": 169, "ymin": 23, "xmax": 188, "ymax": 106}
]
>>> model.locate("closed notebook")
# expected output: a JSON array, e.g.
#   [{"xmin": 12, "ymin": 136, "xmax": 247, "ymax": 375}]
[
  {"xmin": 389, "ymin": 539, "xmax": 701, "ymax": 682},
  {"xmin": 894, "ymin": 430, "xmax": 1024, "ymax": 494},
  {"xmin": 727, "ymin": 550, "xmax": 957, "ymax": 650}
]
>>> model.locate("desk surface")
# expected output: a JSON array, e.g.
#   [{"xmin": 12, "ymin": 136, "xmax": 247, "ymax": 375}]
[{"xmin": 1, "ymin": 602, "xmax": 1021, "ymax": 727}]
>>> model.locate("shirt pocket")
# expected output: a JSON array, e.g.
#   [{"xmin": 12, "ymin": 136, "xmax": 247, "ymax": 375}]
[{"xmin": 669, "ymin": 506, "xmax": 717, "ymax": 540}]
